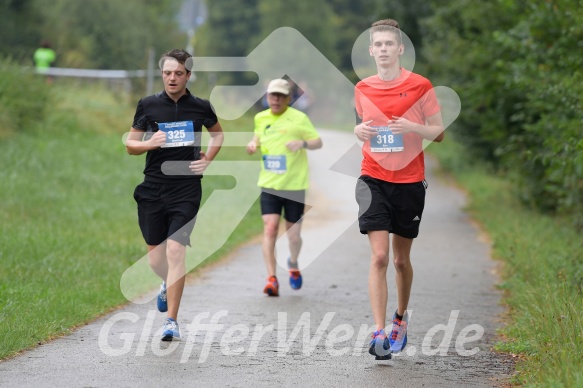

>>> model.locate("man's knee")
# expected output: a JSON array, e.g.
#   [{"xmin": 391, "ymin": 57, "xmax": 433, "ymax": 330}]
[
  {"xmin": 263, "ymin": 222, "xmax": 279, "ymax": 239},
  {"xmin": 371, "ymin": 251, "xmax": 390, "ymax": 269},
  {"xmin": 147, "ymin": 244, "xmax": 166, "ymax": 267},
  {"xmin": 166, "ymin": 240, "xmax": 186, "ymax": 264},
  {"xmin": 393, "ymin": 254, "xmax": 411, "ymax": 272}
]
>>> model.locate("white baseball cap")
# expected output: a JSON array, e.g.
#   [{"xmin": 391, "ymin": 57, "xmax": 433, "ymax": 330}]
[{"xmin": 266, "ymin": 79, "xmax": 290, "ymax": 95}]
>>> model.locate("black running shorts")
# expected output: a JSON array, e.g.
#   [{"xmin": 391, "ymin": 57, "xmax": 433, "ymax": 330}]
[
  {"xmin": 133, "ymin": 180, "xmax": 202, "ymax": 246},
  {"xmin": 355, "ymin": 175, "xmax": 426, "ymax": 238},
  {"xmin": 260, "ymin": 189, "xmax": 305, "ymax": 223}
]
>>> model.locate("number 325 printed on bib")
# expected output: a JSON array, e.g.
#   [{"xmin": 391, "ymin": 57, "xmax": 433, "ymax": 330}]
[{"xmin": 158, "ymin": 121, "xmax": 195, "ymax": 148}]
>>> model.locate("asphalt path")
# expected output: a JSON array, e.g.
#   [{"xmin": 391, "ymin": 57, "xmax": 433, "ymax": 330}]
[{"xmin": 0, "ymin": 129, "xmax": 513, "ymax": 387}]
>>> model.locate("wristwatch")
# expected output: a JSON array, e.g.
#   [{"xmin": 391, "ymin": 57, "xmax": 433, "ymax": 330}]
[{"xmin": 302, "ymin": 140, "xmax": 308, "ymax": 149}]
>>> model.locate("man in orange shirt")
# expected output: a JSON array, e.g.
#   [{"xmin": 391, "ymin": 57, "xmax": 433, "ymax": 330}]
[{"xmin": 353, "ymin": 19, "xmax": 445, "ymax": 359}]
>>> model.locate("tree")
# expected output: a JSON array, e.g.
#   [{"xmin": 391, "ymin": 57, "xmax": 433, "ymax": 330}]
[
  {"xmin": 2, "ymin": 0, "xmax": 188, "ymax": 69},
  {"xmin": 194, "ymin": 0, "xmax": 261, "ymax": 84},
  {"xmin": 421, "ymin": 0, "xmax": 583, "ymax": 223},
  {"xmin": 256, "ymin": 0, "xmax": 339, "ymax": 66},
  {"xmin": 0, "ymin": 0, "xmax": 44, "ymax": 63}
]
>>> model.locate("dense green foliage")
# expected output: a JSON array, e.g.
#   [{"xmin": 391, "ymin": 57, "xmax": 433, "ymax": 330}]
[
  {"xmin": 0, "ymin": 0, "xmax": 44, "ymax": 60},
  {"xmin": 194, "ymin": 0, "xmax": 432, "ymax": 83},
  {"xmin": 0, "ymin": 60, "xmax": 51, "ymax": 136},
  {"xmin": 1, "ymin": 0, "xmax": 185, "ymax": 69},
  {"xmin": 422, "ymin": 0, "xmax": 583, "ymax": 225}
]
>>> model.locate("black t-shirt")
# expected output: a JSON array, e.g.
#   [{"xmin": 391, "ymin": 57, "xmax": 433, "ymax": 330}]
[{"xmin": 132, "ymin": 89, "xmax": 218, "ymax": 183}]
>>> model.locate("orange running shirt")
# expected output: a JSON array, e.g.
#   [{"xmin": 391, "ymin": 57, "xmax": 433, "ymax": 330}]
[{"xmin": 354, "ymin": 69, "xmax": 440, "ymax": 183}]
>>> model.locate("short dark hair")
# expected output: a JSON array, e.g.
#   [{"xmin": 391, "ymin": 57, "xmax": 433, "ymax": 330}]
[
  {"xmin": 370, "ymin": 19, "xmax": 402, "ymax": 44},
  {"xmin": 159, "ymin": 49, "xmax": 192, "ymax": 72}
]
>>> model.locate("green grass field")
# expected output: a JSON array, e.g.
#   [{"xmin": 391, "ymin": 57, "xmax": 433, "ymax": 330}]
[
  {"xmin": 427, "ymin": 139, "xmax": 583, "ymax": 387},
  {"xmin": 0, "ymin": 81, "xmax": 263, "ymax": 359}
]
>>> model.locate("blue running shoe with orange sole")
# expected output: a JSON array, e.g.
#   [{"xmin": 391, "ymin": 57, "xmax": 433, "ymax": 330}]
[
  {"xmin": 389, "ymin": 311, "xmax": 408, "ymax": 353},
  {"xmin": 288, "ymin": 257, "xmax": 302, "ymax": 290},
  {"xmin": 289, "ymin": 270, "xmax": 302, "ymax": 290},
  {"xmin": 369, "ymin": 329, "xmax": 391, "ymax": 360}
]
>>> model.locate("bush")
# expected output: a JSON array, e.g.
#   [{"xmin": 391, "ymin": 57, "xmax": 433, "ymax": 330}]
[
  {"xmin": 0, "ymin": 58, "xmax": 51, "ymax": 136},
  {"xmin": 421, "ymin": 0, "xmax": 583, "ymax": 228}
]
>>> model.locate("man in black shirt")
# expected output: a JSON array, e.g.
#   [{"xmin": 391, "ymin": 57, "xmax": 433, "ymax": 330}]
[{"xmin": 126, "ymin": 49, "xmax": 224, "ymax": 341}]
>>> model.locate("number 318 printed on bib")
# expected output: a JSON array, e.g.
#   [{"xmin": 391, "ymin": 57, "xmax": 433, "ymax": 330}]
[{"xmin": 370, "ymin": 126, "xmax": 404, "ymax": 153}]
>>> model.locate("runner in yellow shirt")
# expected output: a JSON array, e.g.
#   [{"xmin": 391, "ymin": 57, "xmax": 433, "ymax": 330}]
[
  {"xmin": 246, "ymin": 79, "xmax": 323, "ymax": 296},
  {"xmin": 33, "ymin": 40, "xmax": 56, "ymax": 84}
]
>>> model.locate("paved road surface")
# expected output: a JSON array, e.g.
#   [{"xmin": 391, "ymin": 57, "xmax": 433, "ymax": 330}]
[{"xmin": 0, "ymin": 129, "xmax": 513, "ymax": 387}]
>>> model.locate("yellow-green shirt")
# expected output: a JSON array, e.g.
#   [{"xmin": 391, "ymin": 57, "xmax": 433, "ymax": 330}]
[
  {"xmin": 254, "ymin": 107, "xmax": 320, "ymax": 190},
  {"xmin": 33, "ymin": 48, "xmax": 56, "ymax": 70}
]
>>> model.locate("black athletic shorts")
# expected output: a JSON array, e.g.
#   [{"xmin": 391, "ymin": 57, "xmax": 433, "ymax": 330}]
[
  {"xmin": 260, "ymin": 189, "xmax": 305, "ymax": 223},
  {"xmin": 133, "ymin": 180, "xmax": 202, "ymax": 246},
  {"xmin": 355, "ymin": 175, "xmax": 427, "ymax": 238}
]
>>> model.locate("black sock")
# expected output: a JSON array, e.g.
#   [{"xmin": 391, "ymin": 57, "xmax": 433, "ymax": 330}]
[{"xmin": 395, "ymin": 312, "xmax": 403, "ymax": 321}]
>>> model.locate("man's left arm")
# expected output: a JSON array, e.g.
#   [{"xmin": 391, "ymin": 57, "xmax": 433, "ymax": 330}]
[
  {"xmin": 189, "ymin": 122, "xmax": 225, "ymax": 174},
  {"xmin": 203, "ymin": 122, "xmax": 225, "ymax": 161},
  {"xmin": 286, "ymin": 137, "xmax": 322, "ymax": 152},
  {"xmin": 302, "ymin": 137, "xmax": 323, "ymax": 150}
]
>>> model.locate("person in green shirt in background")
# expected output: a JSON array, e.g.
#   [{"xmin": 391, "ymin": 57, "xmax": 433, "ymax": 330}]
[
  {"xmin": 34, "ymin": 40, "xmax": 56, "ymax": 83},
  {"xmin": 246, "ymin": 78, "xmax": 323, "ymax": 297}
]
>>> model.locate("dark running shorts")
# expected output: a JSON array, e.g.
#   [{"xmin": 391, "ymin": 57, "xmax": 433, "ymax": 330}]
[
  {"xmin": 355, "ymin": 175, "xmax": 427, "ymax": 239},
  {"xmin": 260, "ymin": 189, "xmax": 305, "ymax": 223},
  {"xmin": 133, "ymin": 180, "xmax": 202, "ymax": 246}
]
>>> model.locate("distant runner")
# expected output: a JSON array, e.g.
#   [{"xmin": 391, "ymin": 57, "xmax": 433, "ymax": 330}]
[{"xmin": 247, "ymin": 79, "xmax": 322, "ymax": 297}]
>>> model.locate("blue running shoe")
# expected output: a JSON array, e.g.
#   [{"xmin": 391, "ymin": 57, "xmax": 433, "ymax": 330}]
[
  {"xmin": 389, "ymin": 311, "xmax": 408, "ymax": 353},
  {"xmin": 157, "ymin": 281, "xmax": 167, "ymax": 313},
  {"xmin": 369, "ymin": 329, "xmax": 391, "ymax": 359},
  {"xmin": 289, "ymin": 270, "xmax": 302, "ymax": 290},
  {"xmin": 287, "ymin": 257, "xmax": 302, "ymax": 290},
  {"xmin": 161, "ymin": 318, "xmax": 180, "ymax": 341}
]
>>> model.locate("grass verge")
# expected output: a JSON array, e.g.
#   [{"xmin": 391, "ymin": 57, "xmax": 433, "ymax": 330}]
[{"xmin": 427, "ymin": 138, "xmax": 583, "ymax": 387}]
